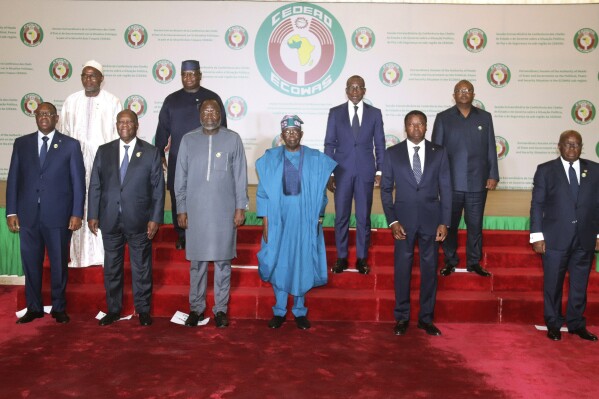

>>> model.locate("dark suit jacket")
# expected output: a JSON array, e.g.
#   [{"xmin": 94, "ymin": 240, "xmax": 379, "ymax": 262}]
[
  {"xmin": 431, "ymin": 106, "xmax": 499, "ymax": 192},
  {"xmin": 6, "ymin": 131, "xmax": 85, "ymax": 227},
  {"xmin": 324, "ymin": 102, "xmax": 385, "ymax": 183},
  {"xmin": 530, "ymin": 157, "xmax": 599, "ymax": 252},
  {"xmin": 87, "ymin": 138, "xmax": 165, "ymax": 234},
  {"xmin": 380, "ymin": 140, "xmax": 452, "ymax": 235}
]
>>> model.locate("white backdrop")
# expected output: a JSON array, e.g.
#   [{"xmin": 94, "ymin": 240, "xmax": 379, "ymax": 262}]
[{"xmin": 1, "ymin": 1, "xmax": 597, "ymax": 187}]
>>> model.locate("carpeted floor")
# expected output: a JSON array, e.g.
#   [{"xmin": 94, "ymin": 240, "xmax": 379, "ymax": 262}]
[{"xmin": 1, "ymin": 285, "xmax": 598, "ymax": 399}]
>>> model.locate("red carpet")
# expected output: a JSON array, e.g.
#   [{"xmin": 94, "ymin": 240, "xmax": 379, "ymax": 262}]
[
  {"xmin": 2, "ymin": 285, "xmax": 599, "ymax": 399},
  {"xmin": 15, "ymin": 226, "xmax": 599, "ymax": 326}
]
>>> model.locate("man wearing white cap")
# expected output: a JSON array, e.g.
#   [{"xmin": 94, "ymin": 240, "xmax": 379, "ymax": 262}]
[{"xmin": 59, "ymin": 60, "xmax": 123, "ymax": 267}]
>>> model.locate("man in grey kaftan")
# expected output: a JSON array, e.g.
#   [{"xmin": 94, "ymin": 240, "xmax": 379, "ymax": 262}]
[{"xmin": 174, "ymin": 99, "xmax": 248, "ymax": 328}]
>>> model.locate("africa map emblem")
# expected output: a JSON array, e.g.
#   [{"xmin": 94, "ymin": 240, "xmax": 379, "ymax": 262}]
[
  {"xmin": 49, "ymin": 58, "xmax": 72, "ymax": 82},
  {"xmin": 125, "ymin": 24, "xmax": 148, "ymax": 49},
  {"xmin": 487, "ymin": 63, "xmax": 511, "ymax": 88},
  {"xmin": 463, "ymin": 28, "xmax": 487, "ymax": 53},
  {"xmin": 225, "ymin": 97, "xmax": 248, "ymax": 120},
  {"xmin": 152, "ymin": 60, "xmax": 175, "ymax": 84},
  {"xmin": 20, "ymin": 22, "xmax": 43, "ymax": 47},
  {"xmin": 573, "ymin": 28, "xmax": 597, "ymax": 53},
  {"xmin": 571, "ymin": 100, "xmax": 595, "ymax": 125},
  {"xmin": 226, "ymin": 26, "xmax": 248, "ymax": 50},
  {"xmin": 124, "ymin": 95, "xmax": 148, "ymax": 118},
  {"xmin": 379, "ymin": 62, "xmax": 402, "ymax": 87},
  {"xmin": 20, "ymin": 93, "xmax": 43, "ymax": 117},
  {"xmin": 255, "ymin": 2, "xmax": 347, "ymax": 97},
  {"xmin": 352, "ymin": 27, "xmax": 375, "ymax": 52}
]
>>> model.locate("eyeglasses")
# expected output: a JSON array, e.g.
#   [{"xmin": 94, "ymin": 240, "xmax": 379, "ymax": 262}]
[
  {"xmin": 561, "ymin": 143, "xmax": 582, "ymax": 149},
  {"xmin": 406, "ymin": 122, "xmax": 426, "ymax": 128},
  {"xmin": 35, "ymin": 112, "xmax": 56, "ymax": 117},
  {"xmin": 346, "ymin": 85, "xmax": 365, "ymax": 92},
  {"xmin": 282, "ymin": 129, "xmax": 301, "ymax": 136},
  {"xmin": 454, "ymin": 89, "xmax": 473, "ymax": 94}
]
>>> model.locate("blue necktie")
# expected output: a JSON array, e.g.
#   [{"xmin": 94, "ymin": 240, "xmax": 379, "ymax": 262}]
[
  {"xmin": 39, "ymin": 136, "xmax": 48, "ymax": 167},
  {"xmin": 413, "ymin": 146, "xmax": 422, "ymax": 184},
  {"xmin": 120, "ymin": 145, "xmax": 130, "ymax": 183},
  {"xmin": 569, "ymin": 162, "xmax": 578, "ymax": 200},
  {"xmin": 352, "ymin": 105, "xmax": 359, "ymax": 138}
]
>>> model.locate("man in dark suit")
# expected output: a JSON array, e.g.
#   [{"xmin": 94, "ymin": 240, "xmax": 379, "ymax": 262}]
[
  {"xmin": 6, "ymin": 102, "xmax": 85, "ymax": 324},
  {"xmin": 88, "ymin": 110, "xmax": 165, "ymax": 326},
  {"xmin": 381, "ymin": 110, "xmax": 452, "ymax": 336},
  {"xmin": 155, "ymin": 60, "xmax": 227, "ymax": 250},
  {"xmin": 431, "ymin": 80, "xmax": 499, "ymax": 278},
  {"xmin": 324, "ymin": 75, "xmax": 385, "ymax": 274},
  {"xmin": 530, "ymin": 130, "xmax": 599, "ymax": 342}
]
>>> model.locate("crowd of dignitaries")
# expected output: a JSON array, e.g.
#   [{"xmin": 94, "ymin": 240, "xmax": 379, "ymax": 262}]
[{"xmin": 5, "ymin": 60, "xmax": 598, "ymax": 340}]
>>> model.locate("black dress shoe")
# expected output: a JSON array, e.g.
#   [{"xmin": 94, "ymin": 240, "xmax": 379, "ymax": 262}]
[
  {"xmin": 16, "ymin": 310, "xmax": 44, "ymax": 324},
  {"xmin": 440, "ymin": 264, "xmax": 456, "ymax": 277},
  {"xmin": 185, "ymin": 311, "xmax": 204, "ymax": 327},
  {"xmin": 547, "ymin": 328, "xmax": 562, "ymax": 341},
  {"xmin": 331, "ymin": 258, "xmax": 348, "ymax": 274},
  {"xmin": 394, "ymin": 320, "xmax": 409, "ymax": 336},
  {"xmin": 467, "ymin": 264, "xmax": 491, "ymax": 277},
  {"xmin": 356, "ymin": 258, "xmax": 371, "ymax": 275},
  {"xmin": 139, "ymin": 313, "xmax": 152, "ymax": 326},
  {"xmin": 268, "ymin": 316, "xmax": 286, "ymax": 329},
  {"xmin": 417, "ymin": 321, "xmax": 442, "ymax": 336},
  {"xmin": 295, "ymin": 316, "xmax": 311, "ymax": 330},
  {"xmin": 99, "ymin": 313, "xmax": 121, "ymax": 326},
  {"xmin": 569, "ymin": 327, "xmax": 598, "ymax": 341},
  {"xmin": 51, "ymin": 311, "xmax": 70, "ymax": 324},
  {"xmin": 215, "ymin": 311, "xmax": 229, "ymax": 328},
  {"xmin": 176, "ymin": 237, "xmax": 186, "ymax": 250}
]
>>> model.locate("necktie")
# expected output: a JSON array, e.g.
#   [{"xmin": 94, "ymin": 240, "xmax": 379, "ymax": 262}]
[
  {"xmin": 413, "ymin": 146, "xmax": 422, "ymax": 184},
  {"xmin": 120, "ymin": 145, "xmax": 130, "ymax": 183},
  {"xmin": 352, "ymin": 105, "xmax": 359, "ymax": 138},
  {"xmin": 569, "ymin": 162, "xmax": 578, "ymax": 200},
  {"xmin": 39, "ymin": 136, "xmax": 49, "ymax": 167}
]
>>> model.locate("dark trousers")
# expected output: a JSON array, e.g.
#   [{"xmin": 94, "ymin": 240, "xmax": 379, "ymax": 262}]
[
  {"xmin": 102, "ymin": 220, "xmax": 153, "ymax": 314},
  {"xmin": 333, "ymin": 174, "xmax": 374, "ymax": 259},
  {"xmin": 169, "ymin": 188, "xmax": 185, "ymax": 239},
  {"xmin": 394, "ymin": 229, "xmax": 438, "ymax": 323},
  {"xmin": 443, "ymin": 190, "xmax": 487, "ymax": 267},
  {"xmin": 20, "ymin": 215, "xmax": 71, "ymax": 312},
  {"xmin": 543, "ymin": 234, "xmax": 593, "ymax": 331}
]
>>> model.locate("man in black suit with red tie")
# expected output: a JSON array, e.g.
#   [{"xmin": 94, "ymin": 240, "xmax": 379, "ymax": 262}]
[
  {"xmin": 6, "ymin": 102, "xmax": 86, "ymax": 324},
  {"xmin": 88, "ymin": 110, "xmax": 165, "ymax": 326},
  {"xmin": 530, "ymin": 130, "xmax": 599, "ymax": 342},
  {"xmin": 381, "ymin": 110, "xmax": 452, "ymax": 336}
]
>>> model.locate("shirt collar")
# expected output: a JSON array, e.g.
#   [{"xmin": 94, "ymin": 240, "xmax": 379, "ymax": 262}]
[
  {"xmin": 560, "ymin": 157, "xmax": 580, "ymax": 167},
  {"xmin": 38, "ymin": 130, "xmax": 56, "ymax": 142},
  {"xmin": 406, "ymin": 139, "xmax": 424, "ymax": 151},
  {"xmin": 120, "ymin": 137, "xmax": 137, "ymax": 149}
]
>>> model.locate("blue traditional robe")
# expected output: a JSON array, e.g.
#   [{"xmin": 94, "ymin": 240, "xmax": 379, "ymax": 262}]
[{"xmin": 256, "ymin": 145, "xmax": 337, "ymax": 296}]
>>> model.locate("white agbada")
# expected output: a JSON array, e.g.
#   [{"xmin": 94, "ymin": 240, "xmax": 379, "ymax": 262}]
[{"xmin": 59, "ymin": 89, "xmax": 122, "ymax": 267}]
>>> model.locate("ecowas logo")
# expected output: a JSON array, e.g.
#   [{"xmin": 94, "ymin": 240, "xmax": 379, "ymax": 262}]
[
  {"xmin": 152, "ymin": 60, "xmax": 175, "ymax": 84},
  {"xmin": 20, "ymin": 22, "xmax": 43, "ymax": 47},
  {"xmin": 352, "ymin": 27, "xmax": 375, "ymax": 52},
  {"xmin": 225, "ymin": 97, "xmax": 248, "ymax": 120},
  {"xmin": 124, "ymin": 95, "xmax": 148, "ymax": 118},
  {"xmin": 21, "ymin": 93, "xmax": 43, "ymax": 117},
  {"xmin": 225, "ymin": 26, "xmax": 248, "ymax": 50},
  {"xmin": 472, "ymin": 99, "xmax": 486, "ymax": 110},
  {"xmin": 385, "ymin": 135, "xmax": 401, "ymax": 149},
  {"xmin": 487, "ymin": 63, "xmax": 511, "ymax": 88},
  {"xmin": 463, "ymin": 28, "xmax": 487, "ymax": 53},
  {"xmin": 49, "ymin": 58, "xmax": 72, "ymax": 82},
  {"xmin": 271, "ymin": 135, "xmax": 285, "ymax": 148},
  {"xmin": 125, "ymin": 24, "xmax": 148, "ymax": 49},
  {"xmin": 573, "ymin": 28, "xmax": 597, "ymax": 53},
  {"xmin": 571, "ymin": 100, "xmax": 595, "ymax": 125},
  {"xmin": 379, "ymin": 62, "xmax": 402, "ymax": 87},
  {"xmin": 255, "ymin": 2, "xmax": 347, "ymax": 97},
  {"xmin": 495, "ymin": 136, "xmax": 509, "ymax": 160}
]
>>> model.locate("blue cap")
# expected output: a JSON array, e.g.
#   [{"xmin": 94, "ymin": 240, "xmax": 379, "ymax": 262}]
[
  {"xmin": 181, "ymin": 60, "xmax": 200, "ymax": 71},
  {"xmin": 281, "ymin": 115, "xmax": 303, "ymax": 130}
]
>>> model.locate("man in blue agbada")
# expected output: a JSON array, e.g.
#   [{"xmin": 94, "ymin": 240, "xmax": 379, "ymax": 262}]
[{"xmin": 256, "ymin": 115, "xmax": 337, "ymax": 330}]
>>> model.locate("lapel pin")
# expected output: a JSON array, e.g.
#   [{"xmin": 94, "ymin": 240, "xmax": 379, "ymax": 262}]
[
  {"xmin": 477, "ymin": 125, "xmax": 482, "ymax": 131},
  {"xmin": 582, "ymin": 170, "xmax": 587, "ymax": 178},
  {"xmin": 136, "ymin": 152, "xmax": 141, "ymax": 158},
  {"xmin": 53, "ymin": 144, "xmax": 58, "ymax": 148},
  {"xmin": 216, "ymin": 152, "xmax": 221, "ymax": 158}
]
